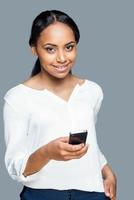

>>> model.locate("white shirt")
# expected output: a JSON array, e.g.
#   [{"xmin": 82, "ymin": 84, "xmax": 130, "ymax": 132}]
[{"xmin": 3, "ymin": 79, "xmax": 107, "ymax": 192}]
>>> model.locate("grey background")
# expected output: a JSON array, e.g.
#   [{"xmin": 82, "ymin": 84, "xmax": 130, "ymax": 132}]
[{"xmin": 0, "ymin": 0, "xmax": 133, "ymax": 199}]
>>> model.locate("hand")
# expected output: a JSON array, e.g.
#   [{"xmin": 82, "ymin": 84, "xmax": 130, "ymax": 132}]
[
  {"xmin": 45, "ymin": 136, "xmax": 89, "ymax": 161},
  {"xmin": 103, "ymin": 174, "xmax": 117, "ymax": 200},
  {"xmin": 102, "ymin": 164, "xmax": 117, "ymax": 200}
]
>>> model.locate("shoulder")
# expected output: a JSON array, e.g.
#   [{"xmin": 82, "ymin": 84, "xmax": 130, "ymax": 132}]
[
  {"xmin": 4, "ymin": 84, "xmax": 23, "ymax": 100},
  {"xmin": 3, "ymin": 84, "xmax": 29, "ymax": 111},
  {"xmin": 3, "ymin": 84, "xmax": 31, "ymax": 119},
  {"xmin": 84, "ymin": 79, "xmax": 104, "ymax": 113},
  {"xmin": 75, "ymin": 76, "xmax": 103, "ymax": 93},
  {"xmin": 86, "ymin": 79, "xmax": 103, "ymax": 98},
  {"xmin": 4, "ymin": 75, "xmax": 39, "ymax": 101}
]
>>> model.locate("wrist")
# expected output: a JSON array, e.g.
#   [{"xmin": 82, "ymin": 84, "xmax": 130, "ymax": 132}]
[
  {"xmin": 104, "ymin": 173, "xmax": 116, "ymax": 181},
  {"xmin": 40, "ymin": 144, "xmax": 51, "ymax": 162}
]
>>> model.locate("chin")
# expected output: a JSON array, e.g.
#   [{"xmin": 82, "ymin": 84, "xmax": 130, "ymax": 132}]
[
  {"xmin": 51, "ymin": 70, "xmax": 72, "ymax": 79},
  {"xmin": 53, "ymin": 74, "xmax": 69, "ymax": 79}
]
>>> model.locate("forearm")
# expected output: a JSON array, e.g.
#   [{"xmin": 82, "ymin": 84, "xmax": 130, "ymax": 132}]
[
  {"xmin": 102, "ymin": 164, "xmax": 116, "ymax": 180},
  {"xmin": 23, "ymin": 145, "xmax": 50, "ymax": 177}
]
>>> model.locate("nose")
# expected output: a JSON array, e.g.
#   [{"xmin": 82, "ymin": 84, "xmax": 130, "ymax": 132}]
[{"xmin": 56, "ymin": 49, "xmax": 67, "ymax": 63}]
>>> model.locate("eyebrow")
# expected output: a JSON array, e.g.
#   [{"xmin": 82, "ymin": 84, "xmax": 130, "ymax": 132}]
[{"xmin": 43, "ymin": 41, "xmax": 76, "ymax": 47}]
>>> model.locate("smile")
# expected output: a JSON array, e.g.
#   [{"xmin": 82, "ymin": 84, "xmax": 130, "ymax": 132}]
[{"xmin": 53, "ymin": 64, "xmax": 69, "ymax": 72}]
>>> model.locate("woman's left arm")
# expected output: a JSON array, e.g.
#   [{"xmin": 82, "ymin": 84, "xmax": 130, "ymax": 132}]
[
  {"xmin": 93, "ymin": 85, "xmax": 117, "ymax": 199},
  {"xmin": 102, "ymin": 164, "xmax": 117, "ymax": 200}
]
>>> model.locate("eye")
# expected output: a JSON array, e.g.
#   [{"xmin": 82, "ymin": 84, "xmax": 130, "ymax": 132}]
[
  {"xmin": 45, "ymin": 47, "xmax": 56, "ymax": 54},
  {"xmin": 65, "ymin": 45, "xmax": 74, "ymax": 52}
]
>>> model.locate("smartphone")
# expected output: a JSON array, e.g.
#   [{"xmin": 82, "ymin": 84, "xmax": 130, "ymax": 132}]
[{"xmin": 69, "ymin": 129, "xmax": 88, "ymax": 145}]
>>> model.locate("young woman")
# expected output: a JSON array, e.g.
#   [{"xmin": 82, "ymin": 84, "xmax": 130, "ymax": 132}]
[{"xmin": 3, "ymin": 10, "xmax": 117, "ymax": 200}]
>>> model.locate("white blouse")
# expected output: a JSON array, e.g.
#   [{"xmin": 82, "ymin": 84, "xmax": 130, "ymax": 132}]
[{"xmin": 3, "ymin": 79, "xmax": 107, "ymax": 192}]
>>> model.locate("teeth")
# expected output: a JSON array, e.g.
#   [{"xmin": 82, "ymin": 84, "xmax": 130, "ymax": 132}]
[
  {"xmin": 54, "ymin": 65, "xmax": 67, "ymax": 68},
  {"xmin": 59, "ymin": 66, "xmax": 65, "ymax": 68}
]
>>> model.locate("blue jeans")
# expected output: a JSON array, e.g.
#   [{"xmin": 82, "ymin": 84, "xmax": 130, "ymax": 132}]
[{"xmin": 20, "ymin": 186, "xmax": 110, "ymax": 200}]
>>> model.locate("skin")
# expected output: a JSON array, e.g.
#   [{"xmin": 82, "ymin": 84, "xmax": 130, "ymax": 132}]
[
  {"xmin": 23, "ymin": 22, "xmax": 117, "ymax": 200},
  {"xmin": 102, "ymin": 164, "xmax": 117, "ymax": 200}
]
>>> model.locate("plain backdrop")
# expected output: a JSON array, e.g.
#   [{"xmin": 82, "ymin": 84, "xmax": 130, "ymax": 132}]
[{"xmin": 0, "ymin": 1, "xmax": 133, "ymax": 199}]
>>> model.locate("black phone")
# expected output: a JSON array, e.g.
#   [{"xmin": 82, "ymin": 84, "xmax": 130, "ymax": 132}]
[{"xmin": 69, "ymin": 130, "xmax": 88, "ymax": 145}]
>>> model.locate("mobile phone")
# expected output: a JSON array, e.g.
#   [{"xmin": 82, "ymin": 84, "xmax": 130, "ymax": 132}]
[{"xmin": 69, "ymin": 130, "xmax": 88, "ymax": 145}]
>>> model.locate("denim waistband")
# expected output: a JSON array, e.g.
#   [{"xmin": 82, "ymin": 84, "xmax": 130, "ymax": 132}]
[{"xmin": 20, "ymin": 186, "xmax": 110, "ymax": 200}]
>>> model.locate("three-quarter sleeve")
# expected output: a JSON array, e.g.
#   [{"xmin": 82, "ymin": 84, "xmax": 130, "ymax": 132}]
[
  {"xmin": 94, "ymin": 86, "xmax": 107, "ymax": 169},
  {"xmin": 3, "ymin": 95, "xmax": 32, "ymax": 183}
]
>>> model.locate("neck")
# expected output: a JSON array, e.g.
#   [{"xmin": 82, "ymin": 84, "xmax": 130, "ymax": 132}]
[{"xmin": 39, "ymin": 71, "xmax": 74, "ymax": 89}]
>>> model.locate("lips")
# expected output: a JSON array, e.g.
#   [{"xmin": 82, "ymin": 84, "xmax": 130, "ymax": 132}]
[
  {"xmin": 53, "ymin": 64, "xmax": 68, "ymax": 68},
  {"xmin": 53, "ymin": 64, "xmax": 69, "ymax": 72}
]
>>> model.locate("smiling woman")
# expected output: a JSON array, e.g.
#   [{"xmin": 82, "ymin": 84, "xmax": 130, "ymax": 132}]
[{"xmin": 3, "ymin": 10, "xmax": 117, "ymax": 200}]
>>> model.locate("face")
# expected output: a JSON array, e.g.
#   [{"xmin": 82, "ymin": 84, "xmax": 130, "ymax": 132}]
[{"xmin": 31, "ymin": 22, "xmax": 77, "ymax": 79}]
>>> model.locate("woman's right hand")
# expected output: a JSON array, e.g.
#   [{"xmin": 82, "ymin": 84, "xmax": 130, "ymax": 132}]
[{"xmin": 45, "ymin": 136, "xmax": 89, "ymax": 161}]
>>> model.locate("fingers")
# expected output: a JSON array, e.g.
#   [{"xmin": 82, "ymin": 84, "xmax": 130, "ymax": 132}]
[
  {"xmin": 59, "ymin": 136, "xmax": 87, "ymax": 152},
  {"xmin": 64, "ymin": 143, "xmax": 85, "ymax": 152},
  {"xmin": 59, "ymin": 137, "xmax": 84, "ymax": 149},
  {"xmin": 104, "ymin": 181, "xmax": 110, "ymax": 198},
  {"xmin": 59, "ymin": 136, "xmax": 69, "ymax": 143},
  {"xmin": 103, "ymin": 179, "xmax": 117, "ymax": 200},
  {"xmin": 66, "ymin": 150, "xmax": 87, "ymax": 160},
  {"xmin": 70, "ymin": 144, "xmax": 89, "ymax": 156},
  {"xmin": 109, "ymin": 183, "xmax": 116, "ymax": 200},
  {"xmin": 62, "ymin": 144, "xmax": 89, "ymax": 160}
]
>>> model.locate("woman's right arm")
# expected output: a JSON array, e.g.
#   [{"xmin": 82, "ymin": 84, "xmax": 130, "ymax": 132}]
[
  {"xmin": 23, "ymin": 136, "xmax": 88, "ymax": 177},
  {"xmin": 3, "ymin": 94, "xmax": 88, "ymax": 179},
  {"xmin": 22, "ymin": 144, "xmax": 50, "ymax": 177}
]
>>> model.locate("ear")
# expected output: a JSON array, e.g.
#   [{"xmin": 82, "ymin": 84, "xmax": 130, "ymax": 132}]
[{"xmin": 31, "ymin": 46, "xmax": 38, "ymax": 56}]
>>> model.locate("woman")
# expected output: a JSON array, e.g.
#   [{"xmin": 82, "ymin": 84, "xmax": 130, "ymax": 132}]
[{"xmin": 3, "ymin": 10, "xmax": 117, "ymax": 200}]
